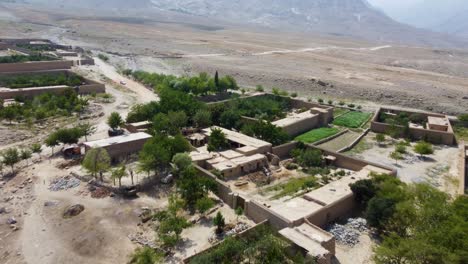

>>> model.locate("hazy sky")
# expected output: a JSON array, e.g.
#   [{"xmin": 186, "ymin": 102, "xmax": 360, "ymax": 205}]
[{"xmin": 368, "ymin": 0, "xmax": 423, "ymax": 13}]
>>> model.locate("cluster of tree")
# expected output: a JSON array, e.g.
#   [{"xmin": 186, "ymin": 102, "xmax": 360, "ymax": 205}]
[
  {"xmin": 0, "ymin": 72, "xmax": 83, "ymax": 89},
  {"xmin": 290, "ymin": 146, "xmax": 323, "ymax": 168},
  {"xmin": 15, "ymin": 44, "xmax": 56, "ymax": 51},
  {"xmin": 45, "ymin": 123, "xmax": 96, "ymax": 153},
  {"xmin": 189, "ymin": 224, "xmax": 307, "ymax": 264},
  {"xmin": 350, "ymin": 174, "xmax": 468, "ymax": 263},
  {"xmin": 241, "ymin": 120, "xmax": 290, "ymax": 146},
  {"xmin": 0, "ymin": 89, "xmax": 89, "ymax": 124},
  {"xmin": 0, "ymin": 54, "xmax": 57, "ymax": 64},
  {"xmin": 126, "ymin": 87, "xmax": 203, "ymax": 124},
  {"xmin": 0, "ymin": 144, "xmax": 42, "ymax": 175},
  {"xmin": 138, "ymin": 134, "xmax": 191, "ymax": 177},
  {"xmin": 208, "ymin": 95, "xmax": 290, "ymax": 129},
  {"xmin": 125, "ymin": 70, "xmax": 238, "ymax": 96}
]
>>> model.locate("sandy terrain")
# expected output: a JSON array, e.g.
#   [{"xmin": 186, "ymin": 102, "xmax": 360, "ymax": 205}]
[{"xmin": 0, "ymin": 5, "xmax": 467, "ymax": 115}]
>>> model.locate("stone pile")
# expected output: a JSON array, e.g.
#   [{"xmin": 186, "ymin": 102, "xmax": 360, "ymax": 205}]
[
  {"xmin": 49, "ymin": 175, "xmax": 81, "ymax": 191},
  {"xmin": 327, "ymin": 218, "xmax": 368, "ymax": 247},
  {"xmin": 225, "ymin": 222, "xmax": 250, "ymax": 237}
]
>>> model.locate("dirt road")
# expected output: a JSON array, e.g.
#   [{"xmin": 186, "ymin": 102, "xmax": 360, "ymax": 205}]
[{"xmin": 94, "ymin": 58, "xmax": 158, "ymax": 104}]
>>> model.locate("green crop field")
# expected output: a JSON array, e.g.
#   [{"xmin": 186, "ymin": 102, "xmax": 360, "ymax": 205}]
[
  {"xmin": 295, "ymin": 127, "xmax": 340, "ymax": 144},
  {"xmin": 333, "ymin": 111, "xmax": 372, "ymax": 128}
]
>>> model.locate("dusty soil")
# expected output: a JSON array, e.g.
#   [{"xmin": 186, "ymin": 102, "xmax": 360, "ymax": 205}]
[{"xmin": 348, "ymin": 133, "xmax": 461, "ymax": 196}]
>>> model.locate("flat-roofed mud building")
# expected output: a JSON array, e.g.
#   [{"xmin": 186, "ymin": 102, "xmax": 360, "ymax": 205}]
[
  {"xmin": 84, "ymin": 132, "xmax": 152, "ymax": 163},
  {"xmin": 190, "ymin": 126, "xmax": 272, "ymax": 178}
]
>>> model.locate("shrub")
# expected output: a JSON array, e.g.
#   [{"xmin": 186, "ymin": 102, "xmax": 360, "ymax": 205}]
[
  {"xmin": 348, "ymin": 103, "xmax": 355, "ymax": 108},
  {"xmin": 98, "ymin": 53, "xmax": 109, "ymax": 62},
  {"xmin": 338, "ymin": 101, "xmax": 345, "ymax": 106},
  {"xmin": 196, "ymin": 197, "xmax": 215, "ymax": 214},
  {"xmin": 413, "ymin": 141, "xmax": 434, "ymax": 157},
  {"xmin": 285, "ymin": 163, "xmax": 299, "ymax": 170},
  {"xmin": 290, "ymin": 92, "xmax": 298, "ymax": 98},
  {"xmin": 318, "ymin": 98, "xmax": 324, "ymax": 103},
  {"xmin": 255, "ymin": 85, "xmax": 264, "ymax": 92},
  {"xmin": 328, "ymin": 100, "xmax": 333, "ymax": 105}
]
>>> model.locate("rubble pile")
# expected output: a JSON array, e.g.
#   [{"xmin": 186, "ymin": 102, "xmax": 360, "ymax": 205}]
[
  {"xmin": 128, "ymin": 233, "xmax": 157, "ymax": 249},
  {"xmin": 327, "ymin": 218, "xmax": 368, "ymax": 247},
  {"xmin": 225, "ymin": 222, "xmax": 250, "ymax": 237},
  {"xmin": 49, "ymin": 175, "xmax": 81, "ymax": 191},
  {"xmin": 91, "ymin": 187, "xmax": 111, "ymax": 199}
]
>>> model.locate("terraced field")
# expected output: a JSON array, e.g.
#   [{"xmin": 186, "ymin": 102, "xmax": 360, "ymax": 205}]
[{"xmin": 317, "ymin": 130, "xmax": 362, "ymax": 152}]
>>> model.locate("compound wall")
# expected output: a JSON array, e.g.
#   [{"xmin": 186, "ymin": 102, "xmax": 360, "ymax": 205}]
[
  {"xmin": 0, "ymin": 60, "xmax": 73, "ymax": 73},
  {"xmin": 370, "ymin": 108, "xmax": 456, "ymax": 145}
]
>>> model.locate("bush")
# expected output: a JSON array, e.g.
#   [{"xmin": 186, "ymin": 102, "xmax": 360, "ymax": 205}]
[
  {"xmin": 98, "ymin": 53, "xmax": 109, "ymax": 61},
  {"xmin": 318, "ymin": 98, "xmax": 324, "ymax": 103},
  {"xmin": 350, "ymin": 179, "xmax": 377, "ymax": 204},
  {"xmin": 292, "ymin": 148, "xmax": 323, "ymax": 168},
  {"xmin": 285, "ymin": 163, "xmax": 299, "ymax": 170},
  {"xmin": 255, "ymin": 85, "xmax": 264, "ymax": 92},
  {"xmin": 328, "ymin": 100, "xmax": 333, "ymax": 105},
  {"xmin": 290, "ymin": 92, "xmax": 297, "ymax": 98},
  {"xmin": 348, "ymin": 103, "xmax": 355, "ymax": 108},
  {"xmin": 196, "ymin": 197, "xmax": 215, "ymax": 214},
  {"xmin": 338, "ymin": 101, "xmax": 345, "ymax": 106},
  {"xmin": 413, "ymin": 141, "xmax": 434, "ymax": 157}
]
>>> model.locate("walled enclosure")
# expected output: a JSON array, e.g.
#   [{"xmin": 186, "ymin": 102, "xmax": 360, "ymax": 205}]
[
  {"xmin": 208, "ymin": 93, "xmax": 334, "ymax": 137},
  {"xmin": 0, "ymin": 70, "xmax": 105, "ymax": 99},
  {"xmin": 370, "ymin": 107, "xmax": 456, "ymax": 145},
  {"xmin": 194, "ymin": 142, "xmax": 396, "ymax": 264}
]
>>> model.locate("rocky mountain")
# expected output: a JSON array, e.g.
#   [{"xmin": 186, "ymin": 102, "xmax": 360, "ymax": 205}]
[
  {"xmin": 379, "ymin": 0, "xmax": 468, "ymax": 38},
  {"xmin": 17, "ymin": 0, "xmax": 467, "ymax": 46}
]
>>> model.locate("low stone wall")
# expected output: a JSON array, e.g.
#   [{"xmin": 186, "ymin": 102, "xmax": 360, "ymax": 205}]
[
  {"xmin": 182, "ymin": 220, "xmax": 269, "ymax": 263},
  {"xmin": 0, "ymin": 60, "xmax": 73, "ymax": 73},
  {"xmin": 194, "ymin": 165, "xmax": 234, "ymax": 207},
  {"xmin": 313, "ymin": 129, "xmax": 349, "ymax": 146},
  {"xmin": 337, "ymin": 128, "xmax": 370, "ymax": 153},
  {"xmin": 460, "ymin": 144, "xmax": 467, "ymax": 196}
]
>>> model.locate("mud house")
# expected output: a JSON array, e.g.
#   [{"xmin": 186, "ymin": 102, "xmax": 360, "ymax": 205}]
[
  {"xmin": 272, "ymin": 107, "xmax": 332, "ymax": 137},
  {"xmin": 83, "ymin": 132, "xmax": 152, "ymax": 162},
  {"xmin": 371, "ymin": 107, "xmax": 456, "ymax": 145},
  {"xmin": 0, "ymin": 70, "xmax": 105, "ymax": 100},
  {"xmin": 190, "ymin": 140, "xmax": 396, "ymax": 264},
  {"xmin": 189, "ymin": 126, "xmax": 272, "ymax": 178}
]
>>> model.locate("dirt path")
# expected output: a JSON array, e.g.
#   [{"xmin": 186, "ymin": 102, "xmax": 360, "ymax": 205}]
[{"xmin": 94, "ymin": 58, "xmax": 158, "ymax": 104}]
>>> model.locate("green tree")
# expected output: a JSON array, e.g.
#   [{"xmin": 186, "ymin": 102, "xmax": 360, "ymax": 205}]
[
  {"xmin": 168, "ymin": 111, "xmax": 187, "ymax": 132},
  {"xmin": 77, "ymin": 123, "xmax": 96, "ymax": 141},
  {"xmin": 241, "ymin": 121, "xmax": 289, "ymax": 146},
  {"xmin": 350, "ymin": 179, "xmax": 377, "ymax": 204},
  {"xmin": 214, "ymin": 71, "xmax": 219, "ymax": 88},
  {"xmin": 171, "ymin": 153, "xmax": 192, "ymax": 176},
  {"xmin": 389, "ymin": 151, "xmax": 403, "ymax": 165},
  {"xmin": 207, "ymin": 128, "xmax": 229, "ymax": 152},
  {"xmin": 82, "ymin": 148, "xmax": 111, "ymax": 180},
  {"xmin": 107, "ymin": 112, "xmax": 124, "ymax": 131},
  {"xmin": 292, "ymin": 148, "xmax": 323, "ymax": 168},
  {"xmin": 193, "ymin": 109, "xmax": 212, "ymax": 128},
  {"xmin": 213, "ymin": 212, "xmax": 225, "ymax": 234},
  {"xmin": 45, "ymin": 133, "xmax": 59, "ymax": 155},
  {"xmin": 196, "ymin": 196, "xmax": 215, "ymax": 215},
  {"xmin": 1, "ymin": 148, "xmax": 20, "ymax": 173},
  {"xmin": 413, "ymin": 141, "xmax": 434, "ymax": 158},
  {"xmin": 176, "ymin": 166, "xmax": 217, "ymax": 210},
  {"xmin": 375, "ymin": 133, "xmax": 385, "ymax": 146},
  {"xmin": 366, "ymin": 196, "xmax": 397, "ymax": 232},
  {"xmin": 2, "ymin": 106, "xmax": 17, "ymax": 124},
  {"xmin": 111, "ymin": 164, "xmax": 127, "ymax": 187},
  {"xmin": 129, "ymin": 247, "xmax": 163, "ymax": 264},
  {"xmin": 30, "ymin": 143, "xmax": 42, "ymax": 155},
  {"xmin": 139, "ymin": 134, "xmax": 191, "ymax": 177},
  {"xmin": 235, "ymin": 207, "xmax": 244, "ymax": 221},
  {"xmin": 20, "ymin": 149, "xmax": 32, "ymax": 166}
]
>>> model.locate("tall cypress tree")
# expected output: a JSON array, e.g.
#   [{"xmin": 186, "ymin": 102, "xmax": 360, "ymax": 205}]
[{"xmin": 214, "ymin": 71, "xmax": 219, "ymax": 88}]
